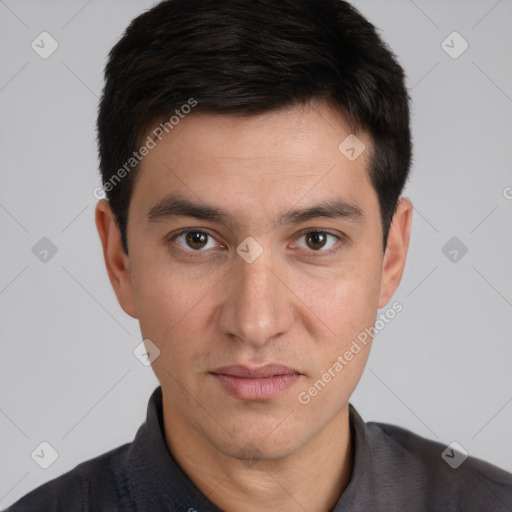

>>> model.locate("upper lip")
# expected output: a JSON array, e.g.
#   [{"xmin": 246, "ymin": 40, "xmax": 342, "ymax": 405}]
[{"xmin": 211, "ymin": 364, "xmax": 300, "ymax": 378}]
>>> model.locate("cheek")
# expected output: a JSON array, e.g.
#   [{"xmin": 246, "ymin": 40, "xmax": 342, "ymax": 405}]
[
  {"xmin": 292, "ymin": 254, "xmax": 382, "ymax": 341},
  {"xmin": 295, "ymin": 273, "xmax": 378, "ymax": 415},
  {"xmin": 130, "ymin": 258, "xmax": 189, "ymax": 344},
  {"xmin": 130, "ymin": 255, "xmax": 217, "ymax": 368}
]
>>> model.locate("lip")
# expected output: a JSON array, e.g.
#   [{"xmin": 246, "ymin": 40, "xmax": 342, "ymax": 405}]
[
  {"xmin": 210, "ymin": 364, "xmax": 302, "ymax": 401},
  {"xmin": 212, "ymin": 364, "xmax": 300, "ymax": 378}
]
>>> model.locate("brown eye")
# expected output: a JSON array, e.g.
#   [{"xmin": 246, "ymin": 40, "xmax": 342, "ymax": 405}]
[
  {"xmin": 295, "ymin": 231, "xmax": 341, "ymax": 254},
  {"xmin": 185, "ymin": 231, "xmax": 209, "ymax": 250},
  {"xmin": 170, "ymin": 230, "xmax": 219, "ymax": 252},
  {"xmin": 305, "ymin": 232, "xmax": 328, "ymax": 251}
]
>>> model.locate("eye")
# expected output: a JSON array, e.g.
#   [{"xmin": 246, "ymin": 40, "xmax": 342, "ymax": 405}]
[
  {"xmin": 294, "ymin": 231, "xmax": 341, "ymax": 254},
  {"xmin": 169, "ymin": 230, "xmax": 221, "ymax": 252},
  {"xmin": 166, "ymin": 229, "xmax": 345, "ymax": 257}
]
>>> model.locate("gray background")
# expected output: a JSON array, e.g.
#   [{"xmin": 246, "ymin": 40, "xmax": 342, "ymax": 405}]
[{"xmin": 1, "ymin": 0, "xmax": 511, "ymax": 508}]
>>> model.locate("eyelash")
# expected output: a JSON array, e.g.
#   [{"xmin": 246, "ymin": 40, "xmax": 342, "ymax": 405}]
[{"xmin": 165, "ymin": 229, "xmax": 346, "ymax": 258}]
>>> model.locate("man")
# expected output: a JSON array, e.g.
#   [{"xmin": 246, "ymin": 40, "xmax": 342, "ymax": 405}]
[{"xmin": 7, "ymin": 0, "xmax": 512, "ymax": 510}]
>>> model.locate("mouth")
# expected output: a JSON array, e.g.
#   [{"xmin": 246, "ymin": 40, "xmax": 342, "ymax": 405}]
[{"xmin": 210, "ymin": 364, "xmax": 302, "ymax": 401}]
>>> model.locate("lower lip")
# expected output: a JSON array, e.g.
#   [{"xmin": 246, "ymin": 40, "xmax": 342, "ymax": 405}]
[{"xmin": 211, "ymin": 373, "xmax": 300, "ymax": 401}]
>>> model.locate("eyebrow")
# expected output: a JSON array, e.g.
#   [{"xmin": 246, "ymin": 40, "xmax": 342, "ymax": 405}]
[{"xmin": 147, "ymin": 194, "xmax": 363, "ymax": 228}]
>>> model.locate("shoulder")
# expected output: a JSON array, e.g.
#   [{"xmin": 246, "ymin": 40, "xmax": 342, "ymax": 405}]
[
  {"xmin": 5, "ymin": 443, "xmax": 131, "ymax": 512},
  {"xmin": 368, "ymin": 420, "xmax": 512, "ymax": 511}
]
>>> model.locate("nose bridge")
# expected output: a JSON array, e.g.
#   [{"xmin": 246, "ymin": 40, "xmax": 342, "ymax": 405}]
[{"xmin": 219, "ymin": 243, "xmax": 293, "ymax": 346}]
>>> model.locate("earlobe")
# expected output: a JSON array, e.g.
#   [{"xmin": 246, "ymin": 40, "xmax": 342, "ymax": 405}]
[
  {"xmin": 95, "ymin": 200, "xmax": 138, "ymax": 319},
  {"xmin": 378, "ymin": 197, "xmax": 413, "ymax": 309}
]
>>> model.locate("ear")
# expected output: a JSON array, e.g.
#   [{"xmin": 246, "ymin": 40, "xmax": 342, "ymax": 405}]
[
  {"xmin": 378, "ymin": 197, "xmax": 413, "ymax": 308},
  {"xmin": 95, "ymin": 200, "xmax": 138, "ymax": 318}
]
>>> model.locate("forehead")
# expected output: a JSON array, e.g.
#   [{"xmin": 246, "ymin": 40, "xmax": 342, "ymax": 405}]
[{"xmin": 131, "ymin": 100, "xmax": 377, "ymax": 224}]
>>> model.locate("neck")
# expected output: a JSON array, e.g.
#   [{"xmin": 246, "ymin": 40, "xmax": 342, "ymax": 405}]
[{"xmin": 162, "ymin": 402, "xmax": 353, "ymax": 512}]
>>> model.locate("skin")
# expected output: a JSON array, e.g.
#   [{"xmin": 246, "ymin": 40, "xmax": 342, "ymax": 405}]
[{"xmin": 96, "ymin": 98, "xmax": 412, "ymax": 512}]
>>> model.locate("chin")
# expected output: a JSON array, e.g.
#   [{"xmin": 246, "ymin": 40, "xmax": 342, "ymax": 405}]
[{"xmin": 201, "ymin": 415, "xmax": 310, "ymax": 462}]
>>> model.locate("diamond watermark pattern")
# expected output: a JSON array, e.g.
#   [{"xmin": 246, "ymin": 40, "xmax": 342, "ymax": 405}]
[
  {"xmin": 441, "ymin": 31, "xmax": 469, "ymax": 59},
  {"xmin": 32, "ymin": 237, "xmax": 58, "ymax": 263},
  {"xmin": 442, "ymin": 237, "xmax": 468, "ymax": 263},
  {"xmin": 133, "ymin": 339, "xmax": 161, "ymax": 366},
  {"xmin": 31, "ymin": 32, "xmax": 59, "ymax": 59},
  {"xmin": 338, "ymin": 134, "xmax": 366, "ymax": 161},
  {"xmin": 236, "ymin": 237, "xmax": 263, "ymax": 264},
  {"xmin": 237, "ymin": 442, "xmax": 264, "ymax": 468},
  {"xmin": 31, "ymin": 441, "xmax": 59, "ymax": 469},
  {"xmin": 441, "ymin": 441, "xmax": 469, "ymax": 469}
]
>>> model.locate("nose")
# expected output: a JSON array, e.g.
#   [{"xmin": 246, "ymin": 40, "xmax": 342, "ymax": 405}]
[{"xmin": 218, "ymin": 246, "xmax": 294, "ymax": 348}]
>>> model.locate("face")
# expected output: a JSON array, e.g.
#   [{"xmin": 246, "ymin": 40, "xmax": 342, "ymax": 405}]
[{"xmin": 96, "ymin": 99, "xmax": 411, "ymax": 461}]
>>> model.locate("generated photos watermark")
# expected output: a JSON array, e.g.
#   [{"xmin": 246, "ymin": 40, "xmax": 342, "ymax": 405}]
[
  {"xmin": 93, "ymin": 98, "xmax": 198, "ymax": 200},
  {"xmin": 298, "ymin": 301, "xmax": 403, "ymax": 405}
]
